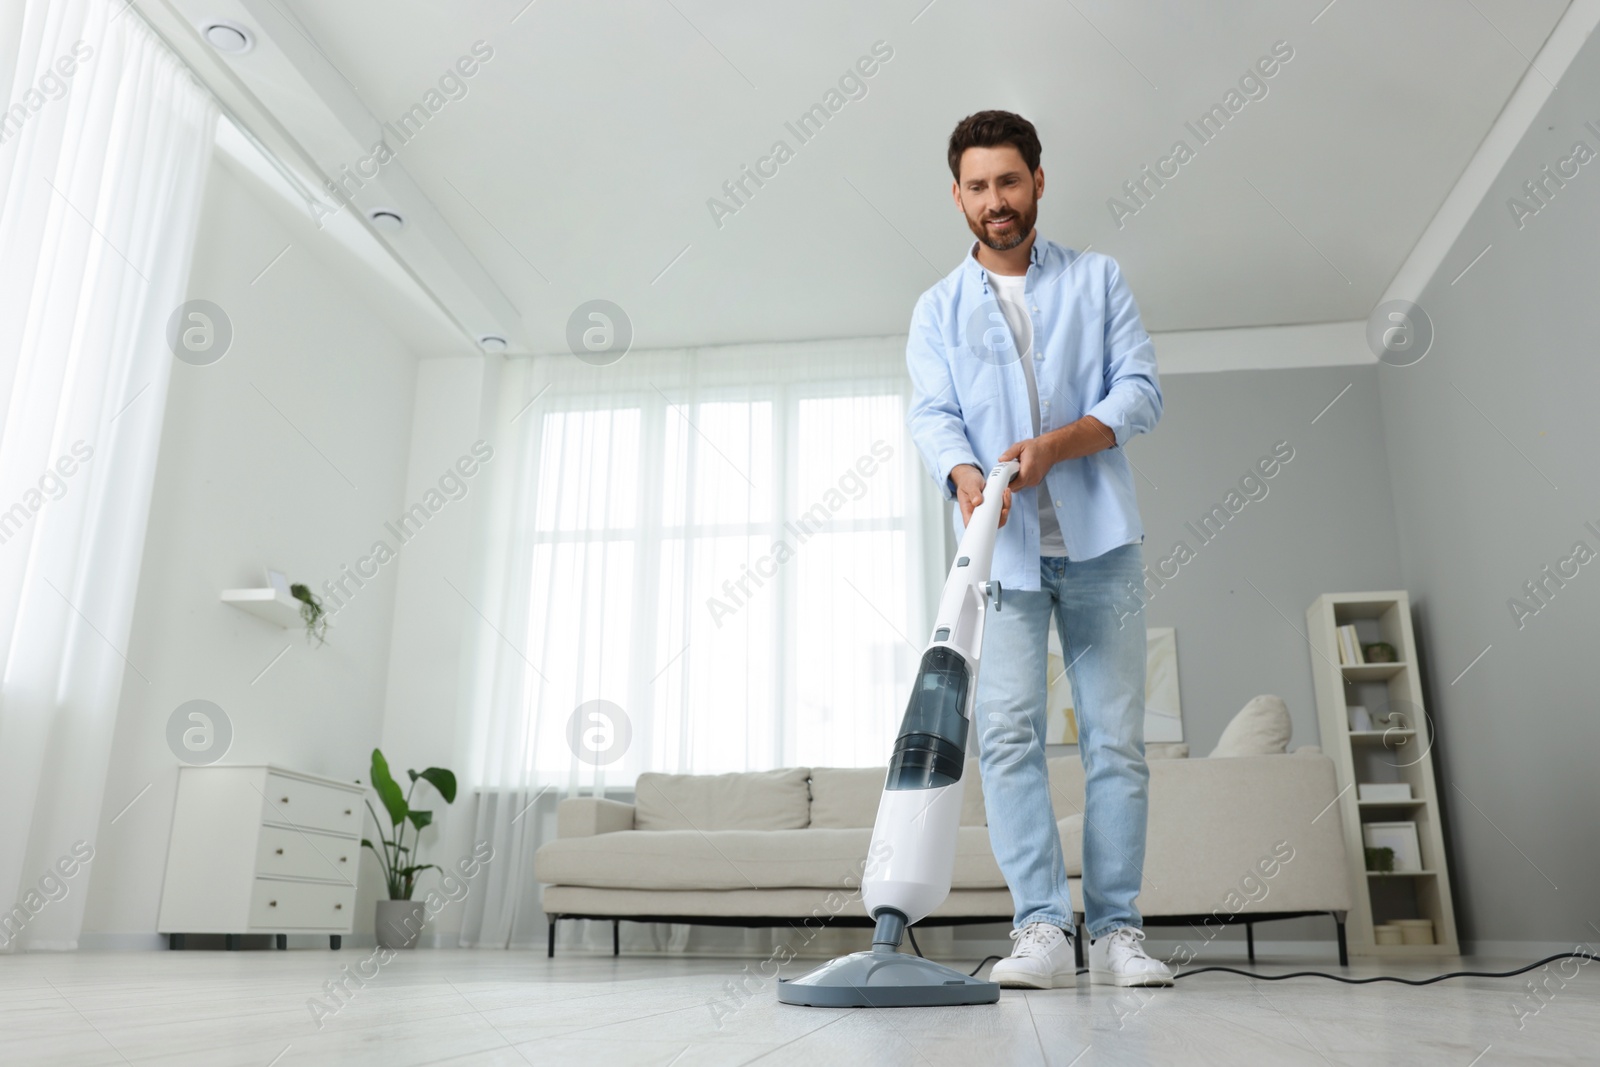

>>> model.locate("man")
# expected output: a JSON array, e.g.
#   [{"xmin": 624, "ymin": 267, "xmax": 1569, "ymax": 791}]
[{"xmin": 905, "ymin": 110, "xmax": 1171, "ymax": 990}]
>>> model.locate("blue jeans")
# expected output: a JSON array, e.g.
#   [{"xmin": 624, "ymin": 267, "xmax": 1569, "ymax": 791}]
[{"xmin": 973, "ymin": 543, "xmax": 1149, "ymax": 940}]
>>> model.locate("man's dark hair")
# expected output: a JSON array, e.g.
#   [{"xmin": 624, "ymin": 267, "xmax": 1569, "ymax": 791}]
[{"xmin": 947, "ymin": 110, "xmax": 1041, "ymax": 181}]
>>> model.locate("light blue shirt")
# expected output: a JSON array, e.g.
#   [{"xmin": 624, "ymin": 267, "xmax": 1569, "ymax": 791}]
[{"xmin": 905, "ymin": 235, "xmax": 1162, "ymax": 591}]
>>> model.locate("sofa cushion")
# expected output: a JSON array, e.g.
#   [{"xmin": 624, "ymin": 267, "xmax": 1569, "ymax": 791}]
[
  {"xmin": 806, "ymin": 768, "xmax": 883, "ymax": 829},
  {"xmin": 634, "ymin": 768, "xmax": 811, "ymax": 832},
  {"xmin": 536, "ymin": 825, "xmax": 1012, "ymax": 892},
  {"xmin": 1209, "ymin": 695, "xmax": 1292, "ymax": 757},
  {"xmin": 960, "ymin": 760, "xmax": 987, "ymax": 826},
  {"xmin": 808, "ymin": 761, "xmax": 987, "ymax": 828},
  {"xmin": 1059, "ymin": 814, "xmax": 1083, "ymax": 876},
  {"xmin": 1046, "ymin": 756, "xmax": 1086, "ymax": 817}
]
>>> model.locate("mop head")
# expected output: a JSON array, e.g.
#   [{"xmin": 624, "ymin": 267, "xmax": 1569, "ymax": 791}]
[{"xmin": 776, "ymin": 944, "xmax": 999, "ymax": 1008}]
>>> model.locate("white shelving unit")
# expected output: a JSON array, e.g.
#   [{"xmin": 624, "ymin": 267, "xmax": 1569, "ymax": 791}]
[{"xmin": 1306, "ymin": 591, "xmax": 1460, "ymax": 957}]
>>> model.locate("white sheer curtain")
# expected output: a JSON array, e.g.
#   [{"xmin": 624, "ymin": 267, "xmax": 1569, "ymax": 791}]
[
  {"xmin": 0, "ymin": 0, "xmax": 217, "ymax": 950},
  {"xmin": 456, "ymin": 338, "xmax": 944, "ymax": 949}
]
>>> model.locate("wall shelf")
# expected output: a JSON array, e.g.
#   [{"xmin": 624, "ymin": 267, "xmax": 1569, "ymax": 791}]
[
  {"xmin": 221, "ymin": 587, "xmax": 303, "ymax": 629},
  {"xmin": 1307, "ymin": 591, "xmax": 1460, "ymax": 958},
  {"xmin": 1349, "ymin": 729, "xmax": 1415, "ymax": 742},
  {"xmin": 1340, "ymin": 662, "xmax": 1409, "ymax": 681},
  {"xmin": 1366, "ymin": 870, "xmax": 1437, "ymax": 877}
]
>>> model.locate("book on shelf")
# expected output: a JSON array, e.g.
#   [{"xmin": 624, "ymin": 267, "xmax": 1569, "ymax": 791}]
[{"xmin": 1337, "ymin": 624, "xmax": 1365, "ymax": 665}]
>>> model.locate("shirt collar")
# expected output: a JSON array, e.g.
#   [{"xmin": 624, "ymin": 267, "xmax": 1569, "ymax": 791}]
[{"xmin": 963, "ymin": 233, "xmax": 1050, "ymax": 284}]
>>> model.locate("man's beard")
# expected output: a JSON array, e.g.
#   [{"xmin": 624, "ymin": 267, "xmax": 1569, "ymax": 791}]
[{"xmin": 967, "ymin": 196, "xmax": 1037, "ymax": 251}]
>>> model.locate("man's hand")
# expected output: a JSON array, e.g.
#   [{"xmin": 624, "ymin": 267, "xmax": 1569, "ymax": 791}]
[
  {"xmin": 950, "ymin": 464, "xmax": 1011, "ymax": 528},
  {"xmin": 998, "ymin": 436, "xmax": 1061, "ymax": 491},
  {"xmin": 1000, "ymin": 415, "xmax": 1117, "ymax": 490}
]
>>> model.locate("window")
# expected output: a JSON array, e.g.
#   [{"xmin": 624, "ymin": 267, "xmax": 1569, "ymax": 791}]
[{"xmin": 515, "ymin": 370, "xmax": 935, "ymax": 784}]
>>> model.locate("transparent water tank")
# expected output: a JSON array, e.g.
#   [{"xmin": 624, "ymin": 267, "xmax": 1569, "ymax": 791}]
[{"xmin": 885, "ymin": 646, "xmax": 971, "ymax": 791}]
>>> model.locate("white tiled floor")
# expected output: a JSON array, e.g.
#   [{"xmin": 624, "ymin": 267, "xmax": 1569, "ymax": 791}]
[{"xmin": 1, "ymin": 947, "xmax": 1594, "ymax": 1065}]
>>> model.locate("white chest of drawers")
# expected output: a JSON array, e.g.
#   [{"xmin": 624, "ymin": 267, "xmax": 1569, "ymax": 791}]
[{"xmin": 157, "ymin": 765, "xmax": 364, "ymax": 950}]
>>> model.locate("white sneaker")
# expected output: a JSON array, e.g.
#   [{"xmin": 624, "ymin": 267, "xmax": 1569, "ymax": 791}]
[
  {"xmin": 989, "ymin": 922, "xmax": 1077, "ymax": 989},
  {"xmin": 1089, "ymin": 926, "xmax": 1174, "ymax": 988}
]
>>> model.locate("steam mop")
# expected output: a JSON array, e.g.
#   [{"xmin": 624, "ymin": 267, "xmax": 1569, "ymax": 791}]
[{"xmin": 777, "ymin": 459, "xmax": 1020, "ymax": 1008}]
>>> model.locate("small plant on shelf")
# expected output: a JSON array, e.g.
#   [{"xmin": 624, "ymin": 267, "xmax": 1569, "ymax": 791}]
[{"xmin": 290, "ymin": 583, "xmax": 328, "ymax": 645}]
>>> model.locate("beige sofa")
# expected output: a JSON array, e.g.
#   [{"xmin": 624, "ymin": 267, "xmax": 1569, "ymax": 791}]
[{"xmin": 535, "ymin": 751, "xmax": 1353, "ymax": 964}]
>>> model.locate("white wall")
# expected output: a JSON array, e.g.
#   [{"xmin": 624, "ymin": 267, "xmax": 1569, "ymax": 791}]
[
  {"xmin": 373, "ymin": 354, "xmax": 496, "ymax": 945},
  {"xmin": 81, "ymin": 148, "xmax": 426, "ymax": 945}
]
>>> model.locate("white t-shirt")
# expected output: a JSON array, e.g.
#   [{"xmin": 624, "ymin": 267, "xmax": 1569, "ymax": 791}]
[{"xmin": 988, "ymin": 271, "xmax": 1068, "ymax": 557}]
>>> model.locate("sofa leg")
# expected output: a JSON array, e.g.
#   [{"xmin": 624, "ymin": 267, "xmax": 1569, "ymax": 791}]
[
  {"xmin": 1333, "ymin": 912, "xmax": 1348, "ymax": 967},
  {"xmin": 548, "ymin": 918, "xmax": 556, "ymax": 959},
  {"xmin": 613, "ymin": 920, "xmax": 620, "ymax": 957},
  {"xmin": 1073, "ymin": 920, "xmax": 1085, "ymax": 969},
  {"xmin": 1246, "ymin": 921, "xmax": 1255, "ymax": 964}
]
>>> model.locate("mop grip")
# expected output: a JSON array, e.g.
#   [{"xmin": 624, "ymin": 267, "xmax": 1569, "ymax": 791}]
[{"xmin": 967, "ymin": 459, "xmax": 1020, "ymax": 529}]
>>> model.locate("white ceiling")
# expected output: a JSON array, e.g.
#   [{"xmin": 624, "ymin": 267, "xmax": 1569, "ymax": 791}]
[{"xmin": 149, "ymin": 0, "xmax": 1570, "ymax": 358}]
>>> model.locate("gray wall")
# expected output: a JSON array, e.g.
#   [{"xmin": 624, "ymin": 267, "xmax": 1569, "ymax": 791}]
[
  {"xmin": 954, "ymin": 362, "xmax": 1404, "ymax": 953},
  {"xmin": 958, "ymin": 363, "xmax": 1404, "ymax": 757},
  {"xmin": 1130, "ymin": 364, "xmax": 1402, "ymax": 756},
  {"xmin": 1376, "ymin": 27, "xmax": 1600, "ymax": 944},
  {"xmin": 1121, "ymin": 365, "xmax": 1402, "ymax": 952}
]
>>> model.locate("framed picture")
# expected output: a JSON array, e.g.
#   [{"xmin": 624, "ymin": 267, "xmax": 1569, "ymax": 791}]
[
  {"xmin": 1362, "ymin": 821, "xmax": 1423, "ymax": 872},
  {"xmin": 1045, "ymin": 627, "xmax": 1183, "ymax": 744}
]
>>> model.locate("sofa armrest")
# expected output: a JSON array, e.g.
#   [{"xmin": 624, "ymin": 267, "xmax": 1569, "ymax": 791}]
[
  {"xmin": 557, "ymin": 797, "xmax": 635, "ymax": 838},
  {"xmin": 1135, "ymin": 754, "xmax": 1353, "ymax": 917}
]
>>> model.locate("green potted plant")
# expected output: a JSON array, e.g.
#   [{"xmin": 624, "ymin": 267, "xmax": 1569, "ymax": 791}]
[
  {"xmin": 362, "ymin": 748, "xmax": 457, "ymax": 949},
  {"xmin": 291, "ymin": 583, "xmax": 328, "ymax": 645}
]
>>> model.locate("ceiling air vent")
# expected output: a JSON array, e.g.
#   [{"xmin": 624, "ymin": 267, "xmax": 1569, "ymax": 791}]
[{"xmin": 201, "ymin": 20, "xmax": 253, "ymax": 54}]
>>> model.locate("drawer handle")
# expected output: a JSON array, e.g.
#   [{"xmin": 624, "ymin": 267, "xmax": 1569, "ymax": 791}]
[
  {"xmin": 269, "ymin": 900, "xmax": 277, "ymax": 907},
  {"xmin": 334, "ymin": 903, "xmax": 343, "ymax": 910},
  {"xmin": 280, "ymin": 796, "xmax": 289, "ymax": 804},
  {"xmin": 339, "ymin": 856, "xmax": 347, "ymax": 863},
  {"xmin": 275, "ymin": 848, "xmax": 284, "ymax": 855},
  {"xmin": 344, "ymin": 809, "xmax": 352, "ymax": 816}
]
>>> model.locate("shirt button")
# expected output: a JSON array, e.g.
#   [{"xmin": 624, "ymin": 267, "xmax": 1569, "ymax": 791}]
[{"xmin": 1054, "ymin": 500, "xmax": 1062, "ymax": 507}]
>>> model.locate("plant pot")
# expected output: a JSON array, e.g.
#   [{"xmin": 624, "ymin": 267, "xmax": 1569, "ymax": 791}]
[{"xmin": 375, "ymin": 900, "xmax": 426, "ymax": 949}]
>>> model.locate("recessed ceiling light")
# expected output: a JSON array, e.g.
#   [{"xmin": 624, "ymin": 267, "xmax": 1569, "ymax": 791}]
[
  {"xmin": 202, "ymin": 20, "xmax": 253, "ymax": 54},
  {"xmin": 368, "ymin": 209, "xmax": 405, "ymax": 233},
  {"xmin": 477, "ymin": 335, "xmax": 508, "ymax": 353}
]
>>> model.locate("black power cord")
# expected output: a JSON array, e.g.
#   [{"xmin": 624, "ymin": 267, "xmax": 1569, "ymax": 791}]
[
  {"xmin": 963, "ymin": 931, "xmax": 1089, "ymax": 978},
  {"xmin": 967, "ymin": 955, "xmax": 1087, "ymax": 977},
  {"xmin": 909, "ymin": 927, "xmax": 1073, "ymax": 977},
  {"xmin": 1172, "ymin": 951, "xmax": 1600, "ymax": 985},
  {"xmin": 916, "ymin": 923, "xmax": 1599, "ymax": 985},
  {"xmin": 959, "ymin": 948, "xmax": 1599, "ymax": 984}
]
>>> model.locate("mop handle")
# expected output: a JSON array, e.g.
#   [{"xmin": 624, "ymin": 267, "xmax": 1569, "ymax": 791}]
[{"xmin": 969, "ymin": 460, "xmax": 1020, "ymax": 530}]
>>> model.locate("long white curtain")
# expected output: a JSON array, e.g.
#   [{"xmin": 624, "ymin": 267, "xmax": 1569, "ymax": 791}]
[
  {"xmin": 0, "ymin": 0, "xmax": 217, "ymax": 950},
  {"xmin": 456, "ymin": 339, "xmax": 945, "ymax": 948}
]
